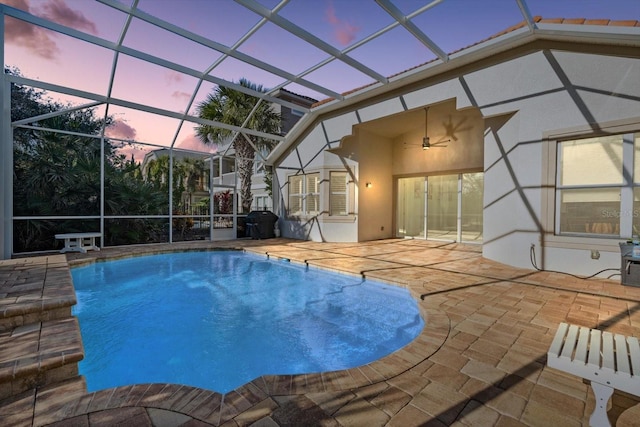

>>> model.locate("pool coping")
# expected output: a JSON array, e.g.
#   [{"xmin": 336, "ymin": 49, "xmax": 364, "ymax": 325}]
[{"xmin": 47, "ymin": 309, "xmax": 448, "ymax": 427}]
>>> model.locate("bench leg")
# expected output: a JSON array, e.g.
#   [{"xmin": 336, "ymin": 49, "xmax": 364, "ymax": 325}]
[{"xmin": 590, "ymin": 382, "xmax": 613, "ymax": 427}]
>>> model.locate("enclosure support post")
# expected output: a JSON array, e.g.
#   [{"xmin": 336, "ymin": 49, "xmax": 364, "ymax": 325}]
[{"xmin": 0, "ymin": 16, "xmax": 12, "ymax": 260}]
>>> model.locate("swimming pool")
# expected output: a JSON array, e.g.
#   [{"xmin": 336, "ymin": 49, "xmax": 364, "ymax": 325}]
[{"xmin": 71, "ymin": 251, "xmax": 424, "ymax": 394}]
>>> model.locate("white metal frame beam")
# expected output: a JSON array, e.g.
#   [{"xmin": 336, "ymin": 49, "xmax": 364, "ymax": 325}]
[
  {"xmin": 6, "ymin": 74, "xmax": 284, "ymax": 142},
  {"xmin": 97, "ymin": 0, "xmax": 343, "ymax": 102},
  {"xmin": 0, "ymin": 14, "xmax": 10, "ymax": 260},
  {"xmin": 1, "ymin": 4, "xmax": 310, "ymax": 114},
  {"xmin": 375, "ymin": 0, "xmax": 449, "ymax": 62},
  {"xmin": 235, "ymin": 0, "xmax": 389, "ymax": 85}
]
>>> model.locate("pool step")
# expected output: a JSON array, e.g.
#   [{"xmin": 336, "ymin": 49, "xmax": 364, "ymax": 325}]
[
  {"xmin": 0, "ymin": 255, "xmax": 88, "ymax": 426},
  {"xmin": 0, "ymin": 376, "xmax": 86, "ymax": 427},
  {"xmin": 0, "ymin": 317, "xmax": 84, "ymax": 401},
  {"xmin": 0, "ymin": 255, "xmax": 77, "ymax": 333}
]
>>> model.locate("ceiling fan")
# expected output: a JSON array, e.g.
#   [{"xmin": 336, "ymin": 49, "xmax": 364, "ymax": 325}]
[
  {"xmin": 404, "ymin": 107, "xmax": 450, "ymax": 150},
  {"xmin": 422, "ymin": 107, "xmax": 449, "ymax": 150}
]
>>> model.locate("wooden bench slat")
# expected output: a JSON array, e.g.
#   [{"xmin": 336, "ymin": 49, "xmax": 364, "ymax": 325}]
[
  {"xmin": 54, "ymin": 232, "xmax": 101, "ymax": 239},
  {"xmin": 575, "ymin": 327, "xmax": 590, "ymax": 363},
  {"xmin": 629, "ymin": 337, "xmax": 640, "ymax": 377},
  {"xmin": 589, "ymin": 329, "xmax": 602, "ymax": 367},
  {"xmin": 615, "ymin": 334, "xmax": 631, "ymax": 375},
  {"xmin": 602, "ymin": 332, "xmax": 615, "ymax": 371},
  {"xmin": 549, "ymin": 322, "xmax": 569, "ymax": 357},
  {"xmin": 561, "ymin": 324, "xmax": 579, "ymax": 359}
]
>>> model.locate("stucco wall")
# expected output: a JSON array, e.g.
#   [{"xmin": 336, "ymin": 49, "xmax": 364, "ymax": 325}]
[
  {"xmin": 333, "ymin": 129, "xmax": 395, "ymax": 241},
  {"xmin": 275, "ymin": 47, "xmax": 640, "ymax": 276},
  {"xmin": 391, "ymin": 100, "xmax": 484, "ymax": 176},
  {"xmin": 472, "ymin": 50, "xmax": 640, "ymax": 272}
]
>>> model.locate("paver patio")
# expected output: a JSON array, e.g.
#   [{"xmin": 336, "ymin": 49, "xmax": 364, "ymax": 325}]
[{"xmin": 1, "ymin": 238, "xmax": 639, "ymax": 426}]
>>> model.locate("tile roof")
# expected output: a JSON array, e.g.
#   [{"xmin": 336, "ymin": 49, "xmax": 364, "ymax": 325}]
[{"xmin": 312, "ymin": 17, "xmax": 640, "ymax": 108}]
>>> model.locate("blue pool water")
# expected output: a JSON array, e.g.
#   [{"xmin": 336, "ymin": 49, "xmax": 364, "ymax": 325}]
[{"xmin": 71, "ymin": 251, "xmax": 424, "ymax": 394}]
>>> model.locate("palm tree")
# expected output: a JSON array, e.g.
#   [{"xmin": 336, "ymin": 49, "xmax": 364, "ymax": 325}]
[
  {"xmin": 195, "ymin": 78, "xmax": 281, "ymax": 213},
  {"xmin": 179, "ymin": 157, "xmax": 207, "ymax": 212}
]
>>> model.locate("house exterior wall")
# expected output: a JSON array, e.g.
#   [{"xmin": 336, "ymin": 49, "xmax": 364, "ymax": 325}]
[
  {"xmin": 356, "ymin": 130, "xmax": 394, "ymax": 241},
  {"xmin": 331, "ymin": 129, "xmax": 394, "ymax": 241},
  {"xmin": 274, "ymin": 46, "xmax": 640, "ymax": 276}
]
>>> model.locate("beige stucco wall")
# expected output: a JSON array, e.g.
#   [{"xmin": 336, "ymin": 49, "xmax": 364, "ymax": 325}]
[
  {"xmin": 332, "ymin": 129, "xmax": 394, "ymax": 241},
  {"xmin": 391, "ymin": 100, "xmax": 484, "ymax": 176},
  {"xmin": 331, "ymin": 100, "xmax": 484, "ymax": 242},
  {"xmin": 358, "ymin": 130, "xmax": 394, "ymax": 241}
]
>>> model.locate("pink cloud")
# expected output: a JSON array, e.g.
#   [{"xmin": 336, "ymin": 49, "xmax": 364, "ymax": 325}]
[
  {"xmin": 177, "ymin": 133, "xmax": 216, "ymax": 153},
  {"xmin": 105, "ymin": 119, "xmax": 137, "ymax": 141},
  {"xmin": 172, "ymin": 90, "xmax": 191, "ymax": 103},
  {"xmin": 40, "ymin": 0, "xmax": 97, "ymax": 35},
  {"xmin": 1, "ymin": 0, "xmax": 29, "ymax": 11},
  {"xmin": 2, "ymin": 0, "xmax": 97, "ymax": 60},
  {"xmin": 3, "ymin": 0, "xmax": 60, "ymax": 60},
  {"xmin": 324, "ymin": 1, "xmax": 360, "ymax": 46},
  {"xmin": 165, "ymin": 70, "xmax": 183, "ymax": 85}
]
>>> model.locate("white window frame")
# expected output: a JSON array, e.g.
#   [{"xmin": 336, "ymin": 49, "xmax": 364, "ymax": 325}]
[
  {"xmin": 252, "ymin": 195, "xmax": 271, "ymax": 212},
  {"xmin": 287, "ymin": 172, "xmax": 320, "ymax": 217},
  {"xmin": 555, "ymin": 132, "xmax": 637, "ymax": 238}
]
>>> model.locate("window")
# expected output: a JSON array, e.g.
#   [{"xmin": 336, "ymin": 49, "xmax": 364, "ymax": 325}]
[
  {"xmin": 253, "ymin": 147, "xmax": 271, "ymax": 174},
  {"xmin": 254, "ymin": 160, "xmax": 266, "ymax": 175},
  {"xmin": 307, "ymin": 173, "xmax": 320, "ymax": 214},
  {"xmin": 556, "ymin": 133, "xmax": 639, "ymax": 237},
  {"xmin": 288, "ymin": 173, "xmax": 319, "ymax": 216},
  {"xmin": 253, "ymin": 195, "xmax": 271, "ymax": 211},
  {"xmin": 330, "ymin": 172, "xmax": 349, "ymax": 216},
  {"xmin": 288, "ymin": 175, "xmax": 303, "ymax": 215}
]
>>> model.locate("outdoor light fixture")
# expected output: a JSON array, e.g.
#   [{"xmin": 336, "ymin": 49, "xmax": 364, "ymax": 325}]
[{"xmin": 365, "ymin": 182, "xmax": 373, "ymax": 188}]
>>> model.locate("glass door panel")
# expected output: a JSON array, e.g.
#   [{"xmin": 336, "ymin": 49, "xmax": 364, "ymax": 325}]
[
  {"xmin": 461, "ymin": 173, "xmax": 483, "ymax": 242},
  {"xmin": 396, "ymin": 173, "xmax": 483, "ymax": 242},
  {"xmin": 426, "ymin": 175, "xmax": 458, "ymax": 240},
  {"xmin": 396, "ymin": 177, "xmax": 425, "ymax": 238}
]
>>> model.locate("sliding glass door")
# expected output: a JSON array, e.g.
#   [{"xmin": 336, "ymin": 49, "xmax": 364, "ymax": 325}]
[
  {"xmin": 461, "ymin": 172, "xmax": 483, "ymax": 242},
  {"xmin": 396, "ymin": 173, "xmax": 483, "ymax": 242},
  {"xmin": 396, "ymin": 177, "xmax": 426, "ymax": 238},
  {"xmin": 426, "ymin": 175, "xmax": 458, "ymax": 240}
]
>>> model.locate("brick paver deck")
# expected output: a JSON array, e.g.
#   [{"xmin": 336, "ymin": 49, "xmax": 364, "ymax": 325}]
[{"xmin": 1, "ymin": 238, "xmax": 639, "ymax": 426}]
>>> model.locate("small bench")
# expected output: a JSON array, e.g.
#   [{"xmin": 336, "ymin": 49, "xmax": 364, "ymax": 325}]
[
  {"xmin": 547, "ymin": 322, "xmax": 640, "ymax": 427},
  {"xmin": 54, "ymin": 232, "xmax": 101, "ymax": 253}
]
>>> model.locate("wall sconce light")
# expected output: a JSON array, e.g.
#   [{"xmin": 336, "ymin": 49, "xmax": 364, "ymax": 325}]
[{"xmin": 365, "ymin": 182, "xmax": 373, "ymax": 188}]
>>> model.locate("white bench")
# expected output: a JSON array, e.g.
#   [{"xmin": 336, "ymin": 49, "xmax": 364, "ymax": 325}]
[
  {"xmin": 55, "ymin": 232, "xmax": 101, "ymax": 254},
  {"xmin": 547, "ymin": 322, "xmax": 640, "ymax": 427}
]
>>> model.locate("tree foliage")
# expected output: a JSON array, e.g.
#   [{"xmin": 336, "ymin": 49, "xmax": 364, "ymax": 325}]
[
  {"xmin": 9, "ymin": 67, "xmax": 167, "ymax": 251},
  {"xmin": 195, "ymin": 78, "xmax": 281, "ymax": 213}
]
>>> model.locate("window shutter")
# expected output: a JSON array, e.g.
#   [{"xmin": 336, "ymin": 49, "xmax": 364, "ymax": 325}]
[{"xmin": 330, "ymin": 172, "xmax": 348, "ymax": 216}]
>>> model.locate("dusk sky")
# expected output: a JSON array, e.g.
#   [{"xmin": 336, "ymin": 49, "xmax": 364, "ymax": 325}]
[{"xmin": 2, "ymin": 0, "xmax": 639, "ymax": 159}]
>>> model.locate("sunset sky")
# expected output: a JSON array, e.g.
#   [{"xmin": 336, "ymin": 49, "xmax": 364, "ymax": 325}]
[{"xmin": 3, "ymin": 0, "xmax": 639, "ymax": 159}]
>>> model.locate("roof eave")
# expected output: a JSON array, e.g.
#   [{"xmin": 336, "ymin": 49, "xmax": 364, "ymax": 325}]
[
  {"xmin": 534, "ymin": 22, "xmax": 640, "ymax": 46},
  {"xmin": 268, "ymin": 24, "xmax": 640, "ymax": 165}
]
